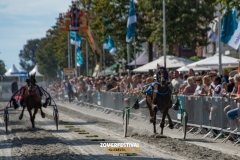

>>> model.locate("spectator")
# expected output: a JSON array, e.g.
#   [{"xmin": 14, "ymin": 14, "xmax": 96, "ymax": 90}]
[
  {"xmin": 202, "ymin": 75, "xmax": 211, "ymax": 96},
  {"xmin": 11, "ymin": 77, "xmax": 18, "ymax": 94},
  {"xmin": 193, "ymin": 76, "xmax": 205, "ymax": 96},
  {"xmin": 188, "ymin": 68, "xmax": 195, "ymax": 77},
  {"xmin": 226, "ymin": 73, "xmax": 240, "ymax": 132},
  {"xmin": 209, "ymin": 71, "xmax": 217, "ymax": 89},
  {"xmin": 223, "ymin": 69, "xmax": 229, "ymax": 83},
  {"xmin": 106, "ymin": 78, "xmax": 114, "ymax": 91},
  {"xmin": 171, "ymin": 70, "xmax": 184, "ymax": 93},
  {"xmin": 179, "ymin": 84, "xmax": 187, "ymax": 94},
  {"xmin": 182, "ymin": 77, "xmax": 196, "ymax": 95},
  {"xmin": 227, "ymin": 76, "xmax": 235, "ymax": 93},
  {"xmin": 64, "ymin": 78, "xmax": 74, "ymax": 102},
  {"xmin": 183, "ymin": 74, "xmax": 188, "ymax": 85},
  {"xmin": 209, "ymin": 76, "xmax": 222, "ymax": 97}
]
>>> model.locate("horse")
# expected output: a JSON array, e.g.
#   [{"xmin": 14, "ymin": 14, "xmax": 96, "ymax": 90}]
[
  {"xmin": 146, "ymin": 63, "xmax": 174, "ymax": 134},
  {"xmin": 18, "ymin": 72, "xmax": 47, "ymax": 128}
]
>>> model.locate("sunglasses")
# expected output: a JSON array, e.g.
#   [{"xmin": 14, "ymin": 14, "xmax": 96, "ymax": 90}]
[{"xmin": 196, "ymin": 80, "xmax": 201, "ymax": 81}]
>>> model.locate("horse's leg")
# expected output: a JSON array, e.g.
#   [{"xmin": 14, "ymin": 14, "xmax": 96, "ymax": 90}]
[
  {"xmin": 146, "ymin": 98, "xmax": 154, "ymax": 123},
  {"xmin": 160, "ymin": 111, "xmax": 167, "ymax": 135},
  {"xmin": 32, "ymin": 107, "xmax": 38, "ymax": 128},
  {"xmin": 40, "ymin": 106, "xmax": 45, "ymax": 118},
  {"xmin": 27, "ymin": 107, "xmax": 34, "ymax": 128},
  {"xmin": 19, "ymin": 106, "xmax": 25, "ymax": 120},
  {"xmin": 167, "ymin": 112, "xmax": 174, "ymax": 129},
  {"xmin": 153, "ymin": 110, "xmax": 157, "ymax": 134}
]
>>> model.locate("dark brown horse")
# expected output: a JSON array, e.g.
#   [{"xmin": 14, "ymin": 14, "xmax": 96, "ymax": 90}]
[
  {"xmin": 146, "ymin": 64, "xmax": 173, "ymax": 134},
  {"xmin": 19, "ymin": 72, "xmax": 46, "ymax": 128}
]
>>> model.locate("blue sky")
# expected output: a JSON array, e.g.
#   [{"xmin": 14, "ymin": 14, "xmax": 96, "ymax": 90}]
[{"xmin": 0, "ymin": 0, "xmax": 72, "ymax": 71}]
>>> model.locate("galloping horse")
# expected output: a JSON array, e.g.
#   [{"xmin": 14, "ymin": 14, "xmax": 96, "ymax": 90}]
[
  {"xmin": 146, "ymin": 64, "xmax": 174, "ymax": 134},
  {"xmin": 19, "ymin": 72, "xmax": 47, "ymax": 128}
]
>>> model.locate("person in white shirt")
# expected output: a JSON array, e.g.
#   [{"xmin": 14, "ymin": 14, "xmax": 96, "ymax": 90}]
[
  {"xmin": 210, "ymin": 76, "xmax": 222, "ymax": 97},
  {"xmin": 171, "ymin": 70, "xmax": 184, "ymax": 93}
]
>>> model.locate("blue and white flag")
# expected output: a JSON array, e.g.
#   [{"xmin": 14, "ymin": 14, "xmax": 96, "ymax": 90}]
[
  {"xmin": 70, "ymin": 31, "xmax": 82, "ymax": 47},
  {"xmin": 70, "ymin": 31, "xmax": 84, "ymax": 66},
  {"xmin": 208, "ymin": 30, "xmax": 218, "ymax": 43},
  {"xmin": 220, "ymin": 7, "xmax": 240, "ymax": 50},
  {"xmin": 126, "ymin": 0, "xmax": 136, "ymax": 43},
  {"xmin": 103, "ymin": 36, "xmax": 116, "ymax": 55},
  {"xmin": 77, "ymin": 47, "xmax": 84, "ymax": 66}
]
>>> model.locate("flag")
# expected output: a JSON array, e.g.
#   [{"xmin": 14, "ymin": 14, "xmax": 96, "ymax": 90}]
[
  {"xmin": 77, "ymin": 47, "xmax": 84, "ymax": 66},
  {"xmin": 126, "ymin": 0, "xmax": 136, "ymax": 43},
  {"xmin": 208, "ymin": 30, "xmax": 218, "ymax": 42},
  {"xmin": 70, "ymin": 31, "xmax": 84, "ymax": 66},
  {"xmin": 70, "ymin": 31, "xmax": 82, "ymax": 47},
  {"xmin": 103, "ymin": 36, "xmax": 116, "ymax": 55},
  {"xmin": 103, "ymin": 39, "xmax": 108, "ymax": 49},
  {"xmin": 220, "ymin": 7, "xmax": 240, "ymax": 50}
]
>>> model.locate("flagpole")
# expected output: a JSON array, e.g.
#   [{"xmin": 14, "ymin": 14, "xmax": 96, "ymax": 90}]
[
  {"xmin": 217, "ymin": 3, "xmax": 222, "ymax": 76},
  {"xmin": 75, "ymin": 31, "xmax": 77, "ymax": 76},
  {"xmin": 134, "ymin": 37, "xmax": 136, "ymax": 69},
  {"xmin": 103, "ymin": 47, "xmax": 106, "ymax": 75},
  {"xmin": 68, "ymin": 32, "xmax": 70, "ymax": 68},
  {"xmin": 127, "ymin": 43, "xmax": 130, "ymax": 76},
  {"xmin": 163, "ymin": 0, "xmax": 166, "ymax": 68}
]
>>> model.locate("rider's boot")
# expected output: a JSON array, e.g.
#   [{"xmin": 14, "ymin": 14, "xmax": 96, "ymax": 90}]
[{"xmin": 12, "ymin": 98, "xmax": 19, "ymax": 110}]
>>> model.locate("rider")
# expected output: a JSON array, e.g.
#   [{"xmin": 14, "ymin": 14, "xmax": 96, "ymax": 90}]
[
  {"xmin": 12, "ymin": 77, "xmax": 48, "ymax": 109},
  {"xmin": 133, "ymin": 69, "xmax": 169, "ymax": 110}
]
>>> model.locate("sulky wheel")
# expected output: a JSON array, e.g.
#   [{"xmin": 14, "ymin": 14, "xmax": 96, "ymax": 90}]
[
  {"xmin": 123, "ymin": 109, "xmax": 128, "ymax": 137},
  {"xmin": 4, "ymin": 108, "xmax": 9, "ymax": 133},
  {"xmin": 53, "ymin": 108, "xmax": 59, "ymax": 130},
  {"xmin": 182, "ymin": 112, "xmax": 187, "ymax": 139}
]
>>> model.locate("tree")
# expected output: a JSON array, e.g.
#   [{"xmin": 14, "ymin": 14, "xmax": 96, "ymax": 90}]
[
  {"xmin": 0, "ymin": 60, "xmax": 6, "ymax": 75},
  {"xmin": 145, "ymin": 0, "xmax": 216, "ymax": 54},
  {"xmin": 36, "ymin": 28, "xmax": 59, "ymax": 79},
  {"xmin": 19, "ymin": 39, "xmax": 41, "ymax": 71},
  {"xmin": 215, "ymin": 0, "xmax": 240, "ymax": 16}
]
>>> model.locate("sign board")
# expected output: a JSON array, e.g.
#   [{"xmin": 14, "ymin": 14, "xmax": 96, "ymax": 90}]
[{"xmin": 64, "ymin": 68, "xmax": 75, "ymax": 76}]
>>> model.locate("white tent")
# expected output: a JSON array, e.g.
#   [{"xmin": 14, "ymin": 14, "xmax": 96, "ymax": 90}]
[
  {"xmin": 29, "ymin": 64, "xmax": 43, "ymax": 76},
  {"xmin": 133, "ymin": 55, "xmax": 194, "ymax": 72},
  {"xmin": 177, "ymin": 66, "xmax": 213, "ymax": 72},
  {"xmin": 187, "ymin": 54, "xmax": 239, "ymax": 69},
  {"xmin": 4, "ymin": 64, "xmax": 20, "ymax": 77}
]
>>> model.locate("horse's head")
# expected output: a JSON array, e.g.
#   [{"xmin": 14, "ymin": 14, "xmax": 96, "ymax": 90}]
[
  {"xmin": 156, "ymin": 63, "xmax": 168, "ymax": 86},
  {"xmin": 26, "ymin": 72, "xmax": 36, "ymax": 93}
]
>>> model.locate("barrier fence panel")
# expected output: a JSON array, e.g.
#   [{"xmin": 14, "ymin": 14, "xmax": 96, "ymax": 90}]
[
  {"xmin": 202, "ymin": 97, "xmax": 211, "ymax": 127},
  {"xmin": 74, "ymin": 91, "xmax": 240, "ymax": 134},
  {"xmin": 184, "ymin": 96, "xmax": 195, "ymax": 125},
  {"xmin": 193, "ymin": 96, "xmax": 203, "ymax": 126},
  {"xmin": 211, "ymin": 97, "xmax": 225, "ymax": 129}
]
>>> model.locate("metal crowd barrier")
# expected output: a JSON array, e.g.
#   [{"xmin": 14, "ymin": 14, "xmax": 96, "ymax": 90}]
[{"xmin": 78, "ymin": 91, "xmax": 240, "ymax": 143}]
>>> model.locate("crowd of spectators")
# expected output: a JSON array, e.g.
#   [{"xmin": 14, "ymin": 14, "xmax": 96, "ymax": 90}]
[
  {"xmin": 47, "ymin": 69, "xmax": 235, "ymax": 100},
  {"xmin": 46, "ymin": 68, "xmax": 240, "ymax": 132}
]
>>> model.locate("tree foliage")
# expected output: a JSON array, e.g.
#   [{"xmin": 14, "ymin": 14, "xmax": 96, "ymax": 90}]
[
  {"xmin": 0, "ymin": 59, "xmax": 6, "ymax": 75},
  {"xmin": 215, "ymin": 0, "xmax": 240, "ymax": 17},
  {"xmin": 19, "ymin": 39, "xmax": 41, "ymax": 71}
]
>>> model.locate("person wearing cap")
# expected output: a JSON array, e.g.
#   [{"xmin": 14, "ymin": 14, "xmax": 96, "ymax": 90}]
[{"xmin": 70, "ymin": 3, "xmax": 80, "ymax": 28}]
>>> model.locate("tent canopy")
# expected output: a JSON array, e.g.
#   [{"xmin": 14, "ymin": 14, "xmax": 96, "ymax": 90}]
[
  {"xmin": 4, "ymin": 64, "xmax": 20, "ymax": 77},
  {"xmin": 100, "ymin": 64, "xmax": 116, "ymax": 76},
  {"xmin": 128, "ymin": 51, "xmax": 156, "ymax": 66},
  {"xmin": 133, "ymin": 55, "xmax": 194, "ymax": 72},
  {"xmin": 177, "ymin": 66, "xmax": 213, "ymax": 72},
  {"xmin": 29, "ymin": 64, "xmax": 43, "ymax": 76},
  {"xmin": 187, "ymin": 54, "xmax": 239, "ymax": 68}
]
